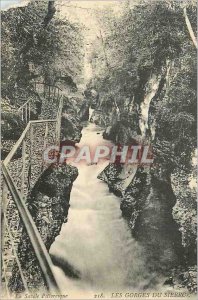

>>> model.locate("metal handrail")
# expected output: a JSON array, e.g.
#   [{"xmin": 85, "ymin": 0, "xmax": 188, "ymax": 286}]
[
  {"xmin": 2, "ymin": 90, "xmax": 63, "ymax": 293},
  {"xmin": 2, "ymin": 164, "xmax": 60, "ymax": 292},
  {"xmin": 55, "ymin": 95, "xmax": 63, "ymax": 144},
  {"xmin": 34, "ymin": 82, "xmax": 63, "ymax": 91},
  {"xmin": 3, "ymin": 119, "xmax": 56, "ymax": 167},
  {"xmin": 17, "ymin": 82, "xmax": 62, "ymax": 123},
  {"xmin": 17, "ymin": 99, "xmax": 32, "ymax": 111},
  {"xmin": 18, "ymin": 83, "xmax": 62, "ymax": 111}
]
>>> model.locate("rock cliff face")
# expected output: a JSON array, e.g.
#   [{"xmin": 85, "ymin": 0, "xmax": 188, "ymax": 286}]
[
  {"xmin": 133, "ymin": 168, "xmax": 183, "ymax": 273},
  {"xmin": 78, "ymin": 99, "xmax": 90, "ymax": 122},
  {"xmin": 89, "ymin": 65, "xmax": 196, "ymax": 290},
  {"xmin": 98, "ymin": 163, "xmax": 183, "ymax": 274},
  {"xmin": 8, "ymin": 163, "xmax": 78, "ymax": 293},
  {"xmin": 61, "ymin": 96, "xmax": 83, "ymax": 143}
]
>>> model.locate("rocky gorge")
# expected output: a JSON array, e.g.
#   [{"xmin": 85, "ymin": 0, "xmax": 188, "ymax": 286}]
[{"xmin": 2, "ymin": 0, "xmax": 197, "ymax": 297}]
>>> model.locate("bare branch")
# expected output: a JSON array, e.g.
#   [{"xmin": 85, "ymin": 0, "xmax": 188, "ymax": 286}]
[{"xmin": 43, "ymin": 1, "xmax": 56, "ymax": 28}]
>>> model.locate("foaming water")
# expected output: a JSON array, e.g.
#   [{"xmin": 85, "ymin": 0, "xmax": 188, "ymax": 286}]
[{"xmin": 50, "ymin": 123, "xmax": 150, "ymax": 296}]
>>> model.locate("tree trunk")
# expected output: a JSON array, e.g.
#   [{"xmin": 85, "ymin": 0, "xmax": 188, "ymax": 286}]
[
  {"xmin": 183, "ymin": 7, "xmax": 197, "ymax": 49},
  {"xmin": 43, "ymin": 1, "xmax": 56, "ymax": 28}
]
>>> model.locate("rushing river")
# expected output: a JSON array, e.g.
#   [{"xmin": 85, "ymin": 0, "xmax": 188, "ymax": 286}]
[{"xmin": 50, "ymin": 122, "xmax": 149, "ymax": 298}]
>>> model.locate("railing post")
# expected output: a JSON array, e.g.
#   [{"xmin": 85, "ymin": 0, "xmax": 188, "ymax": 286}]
[
  {"xmin": 2, "ymin": 180, "xmax": 8, "ymax": 212},
  {"xmin": 25, "ymin": 104, "xmax": 28, "ymax": 123},
  {"xmin": 28, "ymin": 124, "xmax": 33, "ymax": 189},
  {"xmin": 56, "ymin": 96, "xmax": 63, "ymax": 145},
  {"xmin": 21, "ymin": 139, "xmax": 26, "ymax": 199},
  {"xmin": 49, "ymin": 86, "xmax": 50, "ymax": 99},
  {"xmin": 22, "ymin": 108, "xmax": 24, "ymax": 121},
  {"xmin": 42, "ymin": 123, "xmax": 49, "ymax": 170},
  {"xmin": 28, "ymin": 102, "xmax": 31, "ymax": 122},
  {"xmin": 1, "ymin": 260, "xmax": 10, "ymax": 298},
  {"xmin": 30, "ymin": 124, "xmax": 33, "ymax": 159},
  {"xmin": 44, "ymin": 122, "xmax": 48, "ymax": 147},
  {"xmin": 1, "ymin": 181, "xmax": 8, "ymax": 239},
  {"xmin": 1, "ymin": 181, "xmax": 9, "ymax": 280}
]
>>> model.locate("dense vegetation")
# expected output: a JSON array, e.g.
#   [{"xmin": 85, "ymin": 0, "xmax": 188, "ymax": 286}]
[
  {"xmin": 1, "ymin": 0, "xmax": 83, "ymax": 142},
  {"xmin": 90, "ymin": 0, "xmax": 196, "ymax": 166}
]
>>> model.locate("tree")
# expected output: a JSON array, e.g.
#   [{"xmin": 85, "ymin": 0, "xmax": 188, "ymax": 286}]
[{"xmin": 1, "ymin": 0, "xmax": 83, "ymax": 104}]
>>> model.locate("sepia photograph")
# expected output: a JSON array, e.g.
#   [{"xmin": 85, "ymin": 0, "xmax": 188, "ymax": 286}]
[{"xmin": 1, "ymin": 0, "xmax": 197, "ymax": 299}]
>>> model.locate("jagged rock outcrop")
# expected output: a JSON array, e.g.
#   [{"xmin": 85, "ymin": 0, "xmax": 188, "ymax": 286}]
[
  {"xmin": 79, "ymin": 87, "xmax": 100, "ymax": 122},
  {"xmin": 8, "ymin": 163, "xmax": 78, "ymax": 293},
  {"xmin": 90, "ymin": 65, "xmax": 193, "ymax": 280},
  {"xmin": 98, "ymin": 163, "xmax": 124, "ymax": 196},
  {"xmin": 90, "ymin": 109, "xmax": 105, "ymax": 125},
  {"xmin": 133, "ymin": 166, "xmax": 184, "ymax": 274},
  {"xmin": 61, "ymin": 114, "xmax": 82, "ymax": 143},
  {"xmin": 78, "ymin": 99, "xmax": 90, "ymax": 121},
  {"xmin": 98, "ymin": 162, "xmax": 183, "ymax": 274},
  {"xmin": 61, "ymin": 97, "xmax": 83, "ymax": 143},
  {"xmin": 171, "ymin": 169, "xmax": 197, "ymax": 266}
]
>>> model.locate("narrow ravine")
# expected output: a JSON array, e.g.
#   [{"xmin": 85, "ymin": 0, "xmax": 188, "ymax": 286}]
[{"xmin": 50, "ymin": 121, "xmax": 150, "ymax": 297}]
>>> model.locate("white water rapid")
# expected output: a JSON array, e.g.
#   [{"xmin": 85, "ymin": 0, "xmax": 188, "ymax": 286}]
[{"xmin": 50, "ymin": 122, "xmax": 149, "ymax": 299}]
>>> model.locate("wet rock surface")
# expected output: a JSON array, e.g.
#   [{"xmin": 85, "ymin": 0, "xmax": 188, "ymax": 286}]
[
  {"xmin": 50, "ymin": 254, "xmax": 80, "ymax": 279},
  {"xmin": 98, "ymin": 163, "xmax": 183, "ymax": 274},
  {"xmin": 133, "ymin": 173, "xmax": 184, "ymax": 274}
]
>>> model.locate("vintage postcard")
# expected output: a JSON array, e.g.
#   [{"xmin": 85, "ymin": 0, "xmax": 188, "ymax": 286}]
[{"xmin": 1, "ymin": 0, "xmax": 197, "ymax": 299}]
